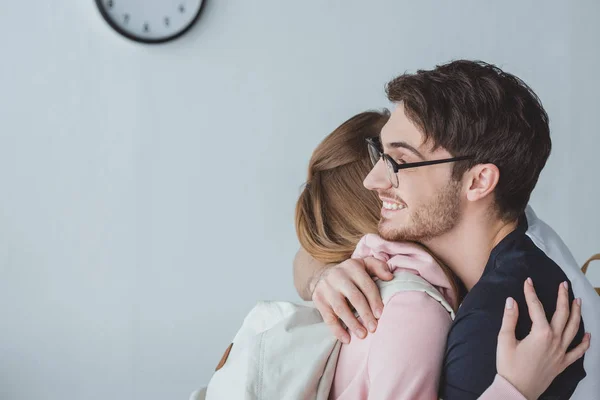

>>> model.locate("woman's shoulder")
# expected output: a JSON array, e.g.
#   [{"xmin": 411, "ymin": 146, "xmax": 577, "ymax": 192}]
[{"xmin": 381, "ymin": 289, "xmax": 454, "ymax": 323}]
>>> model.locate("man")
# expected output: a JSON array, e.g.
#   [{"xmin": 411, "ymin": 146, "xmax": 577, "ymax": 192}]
[{"xmin": 294, "ymin": 60, "xmax": 592, "ymax": 399}]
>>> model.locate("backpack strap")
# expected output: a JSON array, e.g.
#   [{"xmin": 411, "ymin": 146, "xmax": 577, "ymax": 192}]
[
  {"xmin": 376, "ymin": 270, "xmax": 456, "ymax": 320},
  {"xmin": 581, "ymin": 254, "xmax": 600, "ymax": 295}
]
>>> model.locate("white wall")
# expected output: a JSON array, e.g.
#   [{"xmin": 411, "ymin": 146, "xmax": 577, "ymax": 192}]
[{"xmin": 0, "ymin": 1, "xmax": 598, "ymax": 399}]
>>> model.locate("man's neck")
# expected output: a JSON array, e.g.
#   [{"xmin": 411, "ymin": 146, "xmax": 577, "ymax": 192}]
[{"xmin": 424, "ymin": 212, "xmax": 519, "ymax": 291}]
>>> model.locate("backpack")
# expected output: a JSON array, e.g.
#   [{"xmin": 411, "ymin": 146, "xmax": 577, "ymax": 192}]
[{"xmin": 197, "ymin": 270, "xmax": 455, "ymax": 400}]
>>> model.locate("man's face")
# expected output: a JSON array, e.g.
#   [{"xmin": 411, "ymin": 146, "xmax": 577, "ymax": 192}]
[{"xmin": 363, "ymin": 103, "xmax": 463, "ymax": 242}]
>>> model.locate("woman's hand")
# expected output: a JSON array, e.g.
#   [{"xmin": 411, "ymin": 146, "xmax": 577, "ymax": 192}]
[{"xmin": 496, "ymin": 279, "xmax": 591, "ymax": 400}]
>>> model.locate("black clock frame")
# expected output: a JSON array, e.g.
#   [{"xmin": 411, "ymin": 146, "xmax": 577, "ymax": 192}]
[{"xmin": 95, "ymin": 0, "xmax": 206, "ymax": 44}]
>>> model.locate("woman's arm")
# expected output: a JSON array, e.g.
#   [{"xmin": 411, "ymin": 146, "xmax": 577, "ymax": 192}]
[
  {"xmin": 479, "ymin": 280, "xmax": 590, "ymax": 400},
  {"xmin": 365, "ymin": 291, "xmax": 451, "ymax": 400},
  {"xmin": 477, "ymin": 375, "xmax": 526, "ymax": 399}
]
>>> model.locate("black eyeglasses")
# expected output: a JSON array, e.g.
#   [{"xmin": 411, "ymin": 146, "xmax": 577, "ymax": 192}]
[{"xmin": 366, "ymin": 137, "xmax": 474, "ymax": 188}]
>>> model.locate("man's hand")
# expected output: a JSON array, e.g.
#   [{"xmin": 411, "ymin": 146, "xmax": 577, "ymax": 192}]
[{"xmin": 311, "ymin": 257, "xmax": 393, "ymax": 344}]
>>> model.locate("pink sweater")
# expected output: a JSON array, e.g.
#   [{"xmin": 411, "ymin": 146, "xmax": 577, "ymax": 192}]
[{"xmin": 329, "ymin": 234, "xmax": 526, "ymax": 400}]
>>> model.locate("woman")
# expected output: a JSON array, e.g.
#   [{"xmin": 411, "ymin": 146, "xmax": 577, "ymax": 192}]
[{"xmin": 294, "ymin": 110, "xmax": 590, "ymax": 399}]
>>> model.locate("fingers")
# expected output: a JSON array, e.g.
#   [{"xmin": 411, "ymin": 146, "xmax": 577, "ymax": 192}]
[
  {"xmin": 561, "ymin": 297, "xmax": 583, "ymax": 350},
  {"xmin": 498, "ymin": 297, "xmax": 519, "ymax": 348},
  {"xmin": 364, "ymin": 257, "xmax": 393, "ymax": 281},
  {"xmin": 550, "ymin": 281, "xmax": 570, "ymax": 335},
  {"xmin": 524, "ymin": 278, "xmax": 549, "ymax": 328},
  {"xmin": 342, "ymin": 281, "xmax": 378, "ymax": 333},
  {"xmin": 562, "ymin": 332, "xmax": 591, "ymax": 370},
  {"xmin": 338, "ymin": 259, "xmax": 381, "ymax": 330},
  {"xmin": 312, "ymin": 258, "xmax": 387, "ymax": 343},
  {"xmin": 313, "ymin": 288, "xmax": 353, "ymax": 343},
  {"xmin": 311, "ymin": 267, "xmax": 356, "ymax": 344},
  {"xmin": 318, "ymin": 304, "xmax": 351, "ymax": 344},
  {"xmin": 352, "ymin": 263, "xmax": 385, "ymax": 320},
  {"xmin": 327, "ymin": 290, "xmax": 366, "ymax": 339}
]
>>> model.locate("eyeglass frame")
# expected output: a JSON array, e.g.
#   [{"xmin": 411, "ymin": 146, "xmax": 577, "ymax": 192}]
[{"xmin": 365, "ymin": 137, "xmax": 475, "ymax": 187}]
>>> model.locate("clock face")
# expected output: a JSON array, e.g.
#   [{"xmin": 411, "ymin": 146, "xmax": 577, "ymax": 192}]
[{"xmin": 96, "ymin": 0, "xmax": 205, "ymax": 44}]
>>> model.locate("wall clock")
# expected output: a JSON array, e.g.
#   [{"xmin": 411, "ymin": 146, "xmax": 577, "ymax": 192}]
[{"xmin": 96, "ymin": 0, "xmax": 206, "ymax": 44}]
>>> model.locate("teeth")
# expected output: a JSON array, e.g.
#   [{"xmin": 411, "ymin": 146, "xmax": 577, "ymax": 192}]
[{"xmin": 383, "ymin": 201, "xmax": 405, "ymax": 210}]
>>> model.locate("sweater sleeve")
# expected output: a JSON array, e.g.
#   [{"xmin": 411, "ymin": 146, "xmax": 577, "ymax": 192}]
[
  {"xmin": 366, "ymin": 291, "xmax": 452, "ymax": 400},
  {"xmin": 476, "ymin": 375, "xmax": 527, "ymax": 400}
]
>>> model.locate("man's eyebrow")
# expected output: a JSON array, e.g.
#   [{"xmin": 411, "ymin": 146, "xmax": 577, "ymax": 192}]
[{"xmin": 385, "ymin": 141, "xmax": 425, "ymax": 159}]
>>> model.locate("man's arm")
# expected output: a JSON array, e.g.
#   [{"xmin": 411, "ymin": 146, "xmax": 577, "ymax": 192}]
[{"xmin": 293, "ymin": 247, "xmax": 332, "ymax": 301}]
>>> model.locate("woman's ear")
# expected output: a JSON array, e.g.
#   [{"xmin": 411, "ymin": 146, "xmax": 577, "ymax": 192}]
[{"xmin": 465, "ymin": 163, "xmax": 500, "ymax": 202}]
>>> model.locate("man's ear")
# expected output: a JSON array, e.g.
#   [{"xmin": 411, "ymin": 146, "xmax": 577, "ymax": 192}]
[{"xmin": 464, "ymin": 163, "xmax": 500, "ymax": 202}]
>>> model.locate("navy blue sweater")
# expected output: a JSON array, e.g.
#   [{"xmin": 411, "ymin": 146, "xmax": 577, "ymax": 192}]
[{"xmin": 440, "ymin": 217, "xmax": 586, "ymax": 399}]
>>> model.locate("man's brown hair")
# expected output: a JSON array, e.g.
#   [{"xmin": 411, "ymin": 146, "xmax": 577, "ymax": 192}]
[{"xmin": 386, "ymin": 60, "xmax": 551, "ymax": 221}]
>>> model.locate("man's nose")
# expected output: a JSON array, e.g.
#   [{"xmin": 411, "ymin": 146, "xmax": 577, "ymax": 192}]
[{"xmin": 364, "ymin": 159, "xmax": 392, "ymax": 191}]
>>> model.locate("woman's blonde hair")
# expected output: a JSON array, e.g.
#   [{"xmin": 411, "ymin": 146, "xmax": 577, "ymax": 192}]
[{"xmin": 295, "ymin": 110, "xmax": 389, "ymax": 264}]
